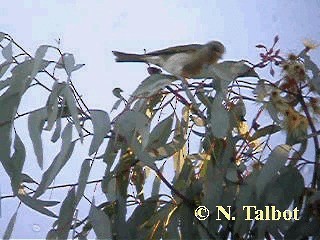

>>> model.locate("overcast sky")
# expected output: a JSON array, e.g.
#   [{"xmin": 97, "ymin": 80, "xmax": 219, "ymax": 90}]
[{"xmin": 1, "ymin": 0, "xmax": 320, "ymax": 238}]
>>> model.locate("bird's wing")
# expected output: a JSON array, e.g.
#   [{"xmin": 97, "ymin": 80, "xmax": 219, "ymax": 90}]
[{"xmin": 145, "ymin": 44, "xmax": 202, "ymax": 56}]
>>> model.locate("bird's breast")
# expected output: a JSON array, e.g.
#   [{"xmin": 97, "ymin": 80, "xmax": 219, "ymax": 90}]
[{"xmin": 162, "ymin": 53, "xmax": 195, "ymax": 76}]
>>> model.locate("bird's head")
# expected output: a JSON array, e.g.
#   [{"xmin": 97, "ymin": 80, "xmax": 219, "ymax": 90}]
[{"xmin": 206, "ymin": 40, "xmax": 226, "ymax": 62}]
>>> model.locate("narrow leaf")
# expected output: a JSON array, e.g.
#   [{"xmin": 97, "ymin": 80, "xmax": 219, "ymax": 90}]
[
  {"xmin": 57, "ymin": 187, "xmax": 76, "ymax": 239},
  {"xmin": 89, "ymin": 110, "xmax": 111, "ymax": 155},
  {"xmin": 146, "ymin": 113, "xmax": 173, "ymax": 149},
  {"xmin": 34, "ymin": 123, "xmax": 75, "ymax": 198},
  {"xmin": 249, "ymin": 124, "xmax": 281, "ymax": 142},
  {"xmin": 62, "ymin": 53, "xmax": 75, "ymax": 76},
  {"xmin": 18, "ymin": 194, "xmax": 57, "ymax": 218},
  {"xmin": 63, "ymin": 85, "xmax": 83, "ymax": 141},
  {"xmin": 45, "ymin": 82, "xmax": 65, "ymax": 131},
  {"xmin": 28, "ymin": 107, "xmax": 47, "ymax": 169},
  {"xmin": 2, "ymin": 207, "xmax": 18, "ymax": 239},
  {"xmin": 131, "ymin": 74, "xmax": 177, "ymax": 99},
  {"xmin": 75, "ymin": 159, "xmax": 91, "ymax": 205},
  {"xmin": 210, "ymin": 94, "xmax": 229, "ymax": 138},
  {"xmin": 51, "ymin": 117, "xmax": 62, "ymax": 143},
  {"xmin": 2, "ymin": 41, "xmax": 12, "ymax": 61},
  {"xmin": 29, "ymin": 45, "xmax": 49, "ymax": 81},
  {"xmin": 10, "ymin": 133, "xmax": 26, "ymax": 194},
  {"xmin": 0, "ymin": 61, "xmax": 12, "ymax": 79},
  {"xmin": 256, "ymin": 144, "xmax": 291, "ymax": 198},
  {"xmin": 89, "ymin": 199, "xmax": 112, "ymax": 239}
]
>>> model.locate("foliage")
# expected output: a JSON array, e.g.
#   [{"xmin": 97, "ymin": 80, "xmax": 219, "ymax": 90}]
[{"xmin": 1, "ymin": 33, "xmax": 320, "ymax": 239}]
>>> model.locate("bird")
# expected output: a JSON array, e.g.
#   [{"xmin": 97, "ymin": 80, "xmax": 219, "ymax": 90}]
[{"xmin": 112, "ymin": 40, "xmax": 225, "ymax": 79}]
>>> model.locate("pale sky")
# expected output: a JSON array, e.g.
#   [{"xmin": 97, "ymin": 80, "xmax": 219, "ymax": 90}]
[{"xmin": 1, "ymin": 0, "xmax": 320, "ymax": 238}]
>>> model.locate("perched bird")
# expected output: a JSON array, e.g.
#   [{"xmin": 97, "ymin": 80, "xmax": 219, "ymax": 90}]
[{"xmin": 112, "ymin": 40, "xmax": 225, "ymax": 78}]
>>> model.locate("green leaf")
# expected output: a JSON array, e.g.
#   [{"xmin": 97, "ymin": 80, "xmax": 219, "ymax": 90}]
[
  {"xmin": 151, "ymin": 165, "xmax": 163, "ymax": 196},
  {"xmin": 46, "ymin": 229, "xmax": 59, "ymax": 239},
  {"xmin": 115, "ymin": 110, "xmax": 150, "ymax": 148},
  {"xmin": 262, "ymin": 166, "xmax": 304, "ymax": 210},
  {"xmin": 29, "ymin": 45, "xmax": 49, "ymax": 81},
  {"xmin": 28, "ymin": 107, "xmax": 47, "ymax": 169},
  {"xmin": 255, "ymin": 144, "xmax": 291, "ymax": 198},
  {"xmin": 146, "ymin": 113, "xmax": 173, "ymax": 149},
  {"xmin": 51, "ymin": 117, "xmax": 62, "ymax": 143},
  {"xmin": 72, "ymin": 63, "xmax": 85, "ymax": 72},
  {"xmin": 163, "ymin": 207, "xmax": 180, "ymax": 239},
  {"xmin": 127, "ymin": 196, "xmax": 158, "ymax": 239},
  {"xmin": 210, "ymin": 93, "xmax": 229, "ymax": 138},
  {"xmin": 202, "ymin": 162, "xmax": 225, "ymax": 213},
  {"xmin": 89, "ymin": 110, "xmax": 111, "ymax": 155},
  {"xmin": 10, "ymin": 133, "xmax": 26, "ymax": 194},
  {"xmin": 0, "ymin": 61, "xmax": 12, "ymax": 79},
  {"xmin": 75, "ymin": 159, "xmax": 91, "ymax": 205},
  {"xmin": 21, "ymin": 173, "xmax": 38, "ymax": 184},
  {"xmin": 2, "ymin": 207, "xmax": 18, "ymax": 239},
  {"xmin": 101, "ymin": 138, "xmax": 121, "ymax": 174},
  {"xmin": 34, "ymin": 123, "xmax": 75, "ymax": 198},
  {"xmin": 18, "ymin": 194, "xmax": 57, "ymax": 218},
  {"xmin": 0, "ymin": 61, "xmax": 38, "ymax": 164},
  {"xmin": 301, "ymin": 50, "xmax": 320, "ymax": 94},
  {"xmin": 102, "ymin": 176, "xmax": 117, "ymax": 202},
  {"xmin": 200, "ymin": 60, "xmax": 258, "ymax": 81},
  {"xmin": 225, "ymin": 166, "xmax": 239, "ymax": 183},
  {"xmin": 45, "ymin": 82, "xmax": 65, "ymax": 131},
  {"xmin": 179, "ymin": 204, "xmax": 199, "ymax": 239},
  {"xmin": 61, "ymin": 53, "xmax": 75, "ymax": 76},
  {"xmin": 149, "ymin": 116, "xmax": 187, "ymax": 160},
  {"xmin": 0, "ymin": 32, "xmax": 7, "ymax": 42},
  {"xmin": 2, "ymin": 41, "xmax": 12, "ymax": 61},
  {"xmin": 111, "ymin": 98, "xmax": 122, "ymax": 112},
  {"xmin": 56, "ymin": 53, "xmax": 85, "ymax": 77},
  {"xmin": 131, "ymin": 74, "xmax": 177, "ymax": 99},
  {"xmin": 234, "ymin": 171, "xmax": 259, "ymax": 236},
  {"xmin": 89, "ymin": 199, "xmax": 112, "ymax": 239},
  {"xmin": 57, "ymin": 187, "xmax": 76, "ymax": 239},
  {"xmin": 131, "ymin": 137, "xmax": 157, "ymax": 170},
  {"xmin": 250, "ymin": 124, "xmax": 281, "ymax": 142},
  {"xmin": 62, "ymin": 85, "xmax": 83, "ymax": 141}
]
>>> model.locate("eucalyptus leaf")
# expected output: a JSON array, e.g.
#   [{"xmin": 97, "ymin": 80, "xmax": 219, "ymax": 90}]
[
  {"xmin": 75, "ymin": 159, "xmax": 91, "ymax": 205},
  {"xmin": 2, "ymin": 41, "xmax": 12, "ymax": 61},
  {"xmin": 0, "ymin": 61, "xmax": 12, "ymax": 79},
  {"xmin": 28, "ymin": 107, "xmax": 47, "ymax": 169},
  {"xmin": 2, "ymin": 208, "xmax": 18, "ymax": 240},
  {"xmin": 115, "ymin": 110, "xmax": 150, "ymax": 148},
  {"xmin": 200, "ymin": 60, "xmax": 258, "ymax": 81},
  {"xmin": 89, "ymin": 199, "xmax": 112, "ymax": 239},
  {"xmin": 57, "ymin": 187, "xmax": 76, "ymax": 239},
  {"xmin": 250, "ymin": 124, "xmax": 281, "ymax": 142},
  {"xmin": 45, "ymin": 82, "xmax": 65, "ymax": 131},
  {"xmin": 131, "ymin": 74, "xmax": 177, "ymax": 99},
  {"xmin": 18, "ymin": 194, "xmax": 57, "ymax": 218},
  {"xmin": 10, "ymin": 133, "xmax": 26, "ymax": 194},
  {"xmin": 146, "ymin": 113, "xmax": 173, "ymax": 149},
  {"xmin": 256, "ymin": 144, "xmax": 291, "ymax": 198},
  {"xmin": 89, "ymin": 110, "xmax": 111, "ymax": 155},
  {"xmin": 210, "ymin": 93, "xmax": 229, "ymax": 138},
  {"xmin": 62, "ymin": 85, "xmax": 83, "ymax": 141},
  {"xmin": 34, "ymin": 123, "xmax": 75, "ymax": 198}
]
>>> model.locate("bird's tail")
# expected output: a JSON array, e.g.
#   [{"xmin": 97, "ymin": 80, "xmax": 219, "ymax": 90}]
[{"xmin": 112, "ymin": 51, "xmax": 146, "ymax": 62}]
